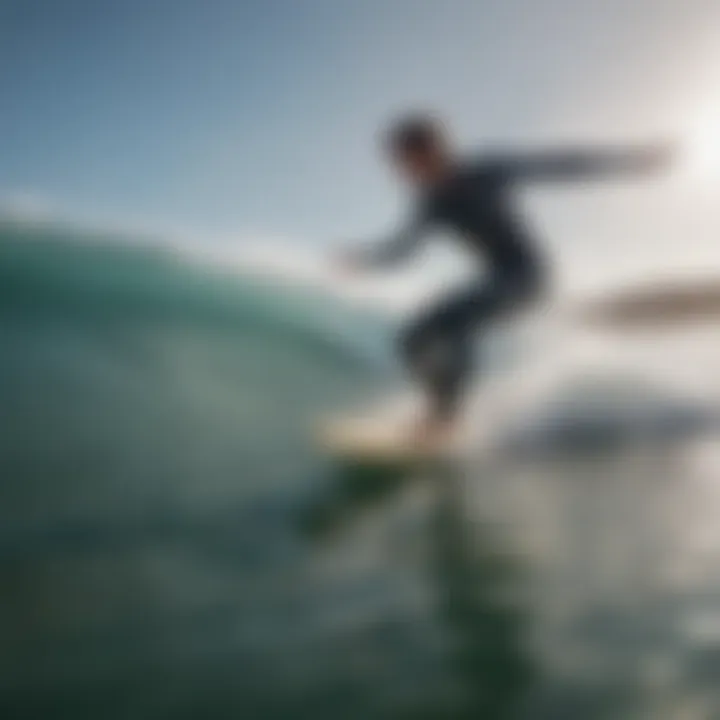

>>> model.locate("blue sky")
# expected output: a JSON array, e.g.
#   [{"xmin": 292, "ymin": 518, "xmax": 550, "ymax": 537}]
[{"xmin": 1, "ymin": 0, "xmax": 718, "ymax": 247}]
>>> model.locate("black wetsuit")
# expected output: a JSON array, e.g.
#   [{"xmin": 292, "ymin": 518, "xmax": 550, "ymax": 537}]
[{"xmin": 364, "ymin": 147, "xmax": 665, "ymax": 419}]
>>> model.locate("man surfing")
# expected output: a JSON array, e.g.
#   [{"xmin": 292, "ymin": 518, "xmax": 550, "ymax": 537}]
[{"xmin": 340, "ymin": 114, "xmax": 672, "ymax": 448}]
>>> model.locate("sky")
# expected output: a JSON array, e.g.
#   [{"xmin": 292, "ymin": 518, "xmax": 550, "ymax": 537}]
[{"xmin": 1, "ymin": 0, "xmax": 720, "ymax": 277}]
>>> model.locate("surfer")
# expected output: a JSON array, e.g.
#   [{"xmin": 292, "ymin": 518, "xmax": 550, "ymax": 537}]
[{"xmin": 340, "ymin": 114, "xmax": 672, "ymax": 447}]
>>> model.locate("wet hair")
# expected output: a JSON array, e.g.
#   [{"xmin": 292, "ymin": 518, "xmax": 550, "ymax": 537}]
[{"xmin": 384, "ymin": 113, "xmax": 446, "ymax": 158}]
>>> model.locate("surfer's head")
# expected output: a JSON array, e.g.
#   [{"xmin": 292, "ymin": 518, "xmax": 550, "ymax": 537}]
[{"xmin": 384, "ymin": 113, "xmax": 452, "ymax": 187}]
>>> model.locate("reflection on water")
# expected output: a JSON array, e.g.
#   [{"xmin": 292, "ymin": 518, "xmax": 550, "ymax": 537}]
[
  {"xmin": 304, "ymin": 460, "xmax": 534, "ymax": 718},
  {"xmin": 473, "ymin": 444, "xmax": 720, "ymax": 719},
  {"xmin": 427, "ymin": 466, "xmax": 534, "ymax": 719},
  {"xmin": 303, "ymin": 437, "xmax": 720, "ymax": 719}
]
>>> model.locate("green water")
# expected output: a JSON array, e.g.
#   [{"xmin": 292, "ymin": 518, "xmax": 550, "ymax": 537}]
[{"xmin": 1, "ymin": 223, "xmax": 720, "ymax": 719}]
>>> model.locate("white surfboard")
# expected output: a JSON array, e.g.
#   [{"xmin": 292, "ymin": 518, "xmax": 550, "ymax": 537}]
[{"xmin": 317, "ymin": 410, "xmax": 463, "ymax": 464}]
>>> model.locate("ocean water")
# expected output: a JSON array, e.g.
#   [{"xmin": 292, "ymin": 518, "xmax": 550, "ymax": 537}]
[{"xmin": 2, "ymin": 220, "xmax": 720, "ymax": 719}]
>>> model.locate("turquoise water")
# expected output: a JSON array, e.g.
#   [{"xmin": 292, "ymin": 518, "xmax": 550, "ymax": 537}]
[{"xmin": 2, "ymin": 221, "xmax": 720, "ymax": 719}]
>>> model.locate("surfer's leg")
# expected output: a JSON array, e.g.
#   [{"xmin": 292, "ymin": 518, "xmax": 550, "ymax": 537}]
[
  {"xmin": 398, "ymin": 274, "xmax": 528, "ymax": 433},
  {"xmin": 398, "ymin": 301, "xmax": 475, "ymax": 436}
]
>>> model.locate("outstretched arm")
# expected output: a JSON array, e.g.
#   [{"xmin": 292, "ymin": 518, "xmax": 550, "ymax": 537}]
[
  {"xmin": 345, "ymin": 210, "xmax": 430, "ymax": 271},
  {"xmin": 491, "ymin": 143, "xmax": 674, "ymax": 183}
]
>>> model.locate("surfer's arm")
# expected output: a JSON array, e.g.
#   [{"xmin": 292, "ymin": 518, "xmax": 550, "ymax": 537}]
[
  {"xmin": 353, "ymin": 212, "xmax": 430, "ymax": 270},
  {"xmin": 488, "ymin": 144, "xmax": 674, "ymax": 183}
]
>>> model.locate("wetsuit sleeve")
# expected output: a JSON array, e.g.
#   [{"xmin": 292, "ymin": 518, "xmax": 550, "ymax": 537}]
[
  {"xmin": 356, "ymin": 207, "xmax": 430, "ymax": 269},
  {"xmin": 488, "ymin": 145, "xmax": 672, "ymax": 183}
]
